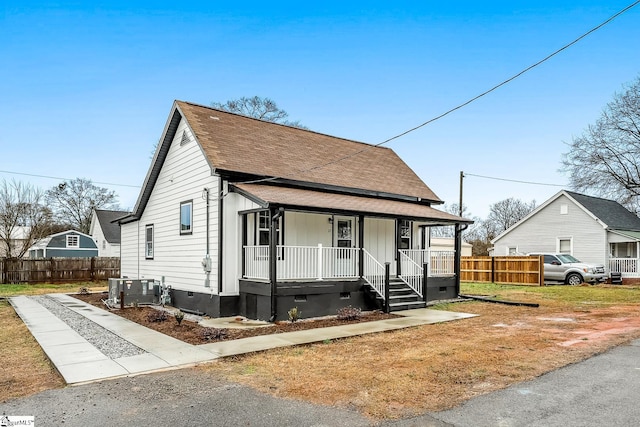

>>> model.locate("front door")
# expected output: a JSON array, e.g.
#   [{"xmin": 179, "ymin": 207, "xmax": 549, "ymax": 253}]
[{"xmin": 333, "ymin": 216, "xmax": 356, "ymax": 276}]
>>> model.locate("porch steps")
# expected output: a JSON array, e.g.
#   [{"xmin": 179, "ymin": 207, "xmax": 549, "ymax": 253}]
[{"xmin": 374, "ymin": 277, "xmax": 426, "ymax": 312}]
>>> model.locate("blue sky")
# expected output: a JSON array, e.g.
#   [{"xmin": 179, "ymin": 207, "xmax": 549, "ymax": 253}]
[{"xmin": 1, "ymin": 1, "xmax": 639, "ymax": 218}]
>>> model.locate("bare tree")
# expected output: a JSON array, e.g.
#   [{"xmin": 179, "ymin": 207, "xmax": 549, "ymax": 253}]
[
  {"xmin": 45, "ymin": 178, "xmax": 119, "ymax": 234},
  {"xmin": 0, "ymin": 180, "xmax": 53, "ymax": 258},
  {"xmin": 485, "ymin": 197, "xmax": 536, "ymax": 237},
  {"xmin": 211, "ymin": 96, "xmax": 308, "ymax": 129},
  {"xmin": 461, "ymin": 198, "xmax": 536, "ymax": 256},
  {"xmin": 430, "ymin": 203, "xmax": 474, "ymax": 238},
  {"xmin": 562, "ymin": 76, "xmax": 640, "ymax": 213}
]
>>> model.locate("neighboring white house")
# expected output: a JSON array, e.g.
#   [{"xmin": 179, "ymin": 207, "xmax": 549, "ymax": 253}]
[
  {"xmin": 0, "ymin": 226, "xmax": 30, "ymax": 258},
  {"xmin": 492, "ymin": 190, "xmax": 640, "ymax": 277},
  {"xmin": 118, "ymin": 100, "xmax": 471, "ymax": 320},
  {"xmin": 89, "ymin": 209, "xmax": 129, "ymax": 257}
]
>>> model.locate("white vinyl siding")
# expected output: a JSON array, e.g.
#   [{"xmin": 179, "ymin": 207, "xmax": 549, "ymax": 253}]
[
  {"xmin": 222, "ymin": 191, "xmax": 262, "ymax": 294},
  {"xmin": 364, "ymin": 217, "xmax": 396, "ymax": 275},
  {"xmin": 121, "ymin": 118, "xmax": 219, "ymax": 293},
  {"xmin": 493, "ymin": 194, "xmax": 607, "ymax": 266}
]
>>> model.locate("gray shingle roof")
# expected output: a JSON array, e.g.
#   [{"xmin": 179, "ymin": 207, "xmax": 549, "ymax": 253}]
[
  {"xmin": 566, "ymin": 191, "xmax": 640, "ymax": 231},
  {"xmin": 95, "ymin": 209, "xmax": 129, "ymax": 243}
]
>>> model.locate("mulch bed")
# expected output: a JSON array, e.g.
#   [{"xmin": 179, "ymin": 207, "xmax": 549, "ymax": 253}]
[{"xmin": 72, "ymin": 292, "xmax": 397, "ymax": 345}]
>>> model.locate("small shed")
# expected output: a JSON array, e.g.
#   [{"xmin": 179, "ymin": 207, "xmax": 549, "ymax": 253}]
[{"xmin": 29, "ymin": 230, "xmax": 98, "ymax": 258}]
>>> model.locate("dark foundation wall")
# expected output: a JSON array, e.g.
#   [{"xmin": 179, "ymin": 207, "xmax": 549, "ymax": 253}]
[
  {"xmin": 170, "ymin": 289, "xmax": 238, "ymax": 317},
  {"xmin": 239, "ymin": 279, "xmax": 370, "ymax": 321},
  {"xmin": 425, "ymin": 276, "xmax": 457, "ymax": 302}
]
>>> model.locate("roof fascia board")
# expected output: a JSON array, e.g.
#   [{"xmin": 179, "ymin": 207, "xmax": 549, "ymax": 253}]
[
  {"xmin": 126, "ymin": 103, "xmax": 183, "ymax": 222},
  {"xmin": 228, "ymin": 184, "xmax": 268, "ymax": 208},
  {"xmin": 229, "ymin": 184, "xmax": 471, "ymax": 224},
  {"xmin": 608, "ymin": 229, "xmax": 640, "ymax": 241},
  {"xmin": 220, "ymin": 171, "xmax": 439, "ymax": 205}
]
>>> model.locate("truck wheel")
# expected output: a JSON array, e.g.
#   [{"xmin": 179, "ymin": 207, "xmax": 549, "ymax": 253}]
[{"xmin": 566, "ymin": 273, "xmax": 583, "ymax": 286}]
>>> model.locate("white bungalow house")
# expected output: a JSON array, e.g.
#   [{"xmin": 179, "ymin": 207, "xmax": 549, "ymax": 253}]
[
  {"xmin": 492, "ymin": 190, "xmax": 640, "ymax": 279},
  {"xmin": 118, "ymin": 101, "xmax": 471, "ymax": 320},
  {"xmin": 89, "ymin": 209, "xmax": 129, "ymax": 257}
]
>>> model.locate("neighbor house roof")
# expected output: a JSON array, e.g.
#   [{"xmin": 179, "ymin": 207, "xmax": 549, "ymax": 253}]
[
  {"xmin": 492, "ymin": 190, "xmax": 640, "ymax": 243},
  {"xmin": 94, "ymin": 209, "xmax": 128, "ymax": 244},
  {"xmin": 231, "ymin": 183, "xmax": 470, "ymax": 224},
  {"xmin": 564, "ymin": 191, "xmax": 640, "ymax": 231}
]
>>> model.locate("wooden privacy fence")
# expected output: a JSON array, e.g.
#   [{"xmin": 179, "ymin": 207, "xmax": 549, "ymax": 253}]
[
  {"xmin": 461, "ymin": 255, "xmax": 544, "ymax": 286},
  {"xmin": 0, "ymin": 257, "xmax": 120, "ymax": 284}
]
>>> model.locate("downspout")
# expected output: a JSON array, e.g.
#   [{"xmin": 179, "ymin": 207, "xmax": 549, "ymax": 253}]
[
  {"xmin": 455, "ymin": 223, "xmax": 469, "ymax": 296},
  {"xmin": 218, "ymin": 177, "xmax": 224, "ymax": 294},
  {"xmin": 358, "ymin": 215, "xmax": 364, "ymax": 278},
  {"xmin": 269, "ymin": 207, "xmax": 284, "ymax": 322},
  {"xmin": 203, "ymin": 187, "xmax": 211, "ymax": 288}
]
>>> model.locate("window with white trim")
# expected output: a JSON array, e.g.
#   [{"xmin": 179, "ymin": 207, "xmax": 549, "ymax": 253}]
[
  {"xmin": 398, "ymin": 220, "xmax": 411, "ymax": 250},
  {"xmin": 258, "ymin": 211, "xmax": 270, "ymax": 245},
  {"xmin": 508, "ymin": 246, "xmax": 518, "ymax": 255},
  {"xmin": 180, "ymin": 200, "xmax": 193, "ymax": 235},
  {"xmin": 558, "ymin": 238, "xmax": 572, "ymax": 254},
  {"xmin": 145, "ymin": 225, "xmax": 154, "ymax": 259},
  {"xmin": 66, "ymin": 234, "xmax": 79, "ymax": 248}
]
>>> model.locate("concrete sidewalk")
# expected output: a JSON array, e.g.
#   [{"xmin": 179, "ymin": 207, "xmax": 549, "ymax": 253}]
[{"xmin": 10, "ymin": 294, "xmax": 476, "ymax": 385}]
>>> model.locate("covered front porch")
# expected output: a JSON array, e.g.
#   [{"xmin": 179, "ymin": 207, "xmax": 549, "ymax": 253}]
[
  {"xmin": 230, "ymin": 182, "xmax": 471, "ymax": 320},
  {"xmin": 609, "ymin": 230, "xmax": 640, "ymax": 278}
]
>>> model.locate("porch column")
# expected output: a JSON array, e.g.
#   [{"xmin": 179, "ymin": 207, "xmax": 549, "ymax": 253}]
[
  {"xmin": 269, "ymin": 207, "xmax": 282, "ymax": 322},
  {"xmin": 454, "ymin": 223, "xmax": 462, "ymax": 296},
  {"xmin": 241, "ymin": 214, "xmax": 247, "ymax": 279},
  {"xmin": 358, "ymin": 215, "xmax": 364, "ymax": 278}
]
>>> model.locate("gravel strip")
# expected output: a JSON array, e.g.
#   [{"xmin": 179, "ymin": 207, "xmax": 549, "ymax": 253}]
[{"xmin": 31, "ymin": 295, "xmax": 145, "ymax": 359}]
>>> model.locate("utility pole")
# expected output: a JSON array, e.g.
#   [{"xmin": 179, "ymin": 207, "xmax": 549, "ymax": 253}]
[{"xmin": 459, "ymin": 171, "xmax": 464, "ymax": 217}]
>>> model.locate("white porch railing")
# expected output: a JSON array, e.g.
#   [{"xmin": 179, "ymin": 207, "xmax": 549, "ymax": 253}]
[
  {"xmin": 244, "ymin": 246, "xmax": 269, "ymax": 279},
  {"xmin": 609, "ymin": 258, "xmax": 640, "ymax": 277},
  {"xmin": 400, "ymin": 249, "xmax": 456, "ymax": 276},
  {"xmin": 244, "ymin": 246, "xmax": 457, "ymax": 282},
  {"xmin": 430, "ymin": 250, "xmax": 455, "ymax": 276},
  {"xmin": 398, "ymin": 250, "xmax": 423, "ymax": 297},
  {"xmin": 363, "ymin": 249, "xmax": 385, "ymax": 298},
  {"xmin": 243, "ymin": 245, "xmax": 359, "ymax": 281}
]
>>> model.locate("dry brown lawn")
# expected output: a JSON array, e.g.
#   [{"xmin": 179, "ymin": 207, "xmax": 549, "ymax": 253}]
[
  {"xmin": 4, "ymin": 281, "xmax": 640, "ymax": 421},
  {"xmin": 207, "ymin": 284, "xmax": 640, "ymax": 420},
  {"xmin": 0, "ymin": 300, "xmax": 65, "ymax": 401}
]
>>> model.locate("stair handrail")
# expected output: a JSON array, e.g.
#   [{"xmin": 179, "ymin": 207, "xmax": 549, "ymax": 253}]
[
  {"xmin": 398, "ymin": 250, "xmax": 423, "ymax": 297},
  {"xmin": 362, "ymin": 249, "xmax": 385, "ymax": 299}
]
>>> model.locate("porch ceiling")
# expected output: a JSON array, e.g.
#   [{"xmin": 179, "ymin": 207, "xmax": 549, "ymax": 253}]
[{"xmin": 231, "ymin": 183, "xmax": 472, "ymax": 224}]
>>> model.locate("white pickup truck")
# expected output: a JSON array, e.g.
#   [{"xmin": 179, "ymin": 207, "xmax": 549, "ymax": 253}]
[{"xmin": 529, "ymin": 253, "xmax": 607, "ymax": 285}]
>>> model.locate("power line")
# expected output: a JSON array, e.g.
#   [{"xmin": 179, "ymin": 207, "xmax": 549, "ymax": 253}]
[
  {"xmin": 286, "ymin": 0, "xmax": 640, "ymax": 178},
  {"xmin": 465, "ymin": 172, "xmax": 566, "ymax": 187},
  {"xmin": 377, "ymin": 0, "xmax": 640, "ymax": 147},
  {"xmin": 0, "ymin": 169, "xmax": 141, "ymax": 189}
]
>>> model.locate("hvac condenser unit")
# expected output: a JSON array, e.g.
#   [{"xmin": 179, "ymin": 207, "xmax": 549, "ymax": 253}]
[{"xmin": 108, "ymin": 278, "xmax": 156, "ymax": 305}]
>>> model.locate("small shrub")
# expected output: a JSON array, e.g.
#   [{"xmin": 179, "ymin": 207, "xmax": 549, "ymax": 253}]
[
  {"xmin": 146, "ymin": 310, "xmax": 168, "ymax": 322},
  {"xmin": 336, "ymin": 305, "xmax": 362, "ymax": 321},
  {"xmin": 288, "ymin": 306, "xmax": 300, "ymax": 322},
  {"xmin": 78, "ymin": 287, "xmax": 90, "ymax": 295},
  {"xmin": 201, "ymin": 327, "xmax": 228, "ymax": 341},
  {"xmin": 175, "ymin": 310, "xmax": 185, "ymax": 325}
]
